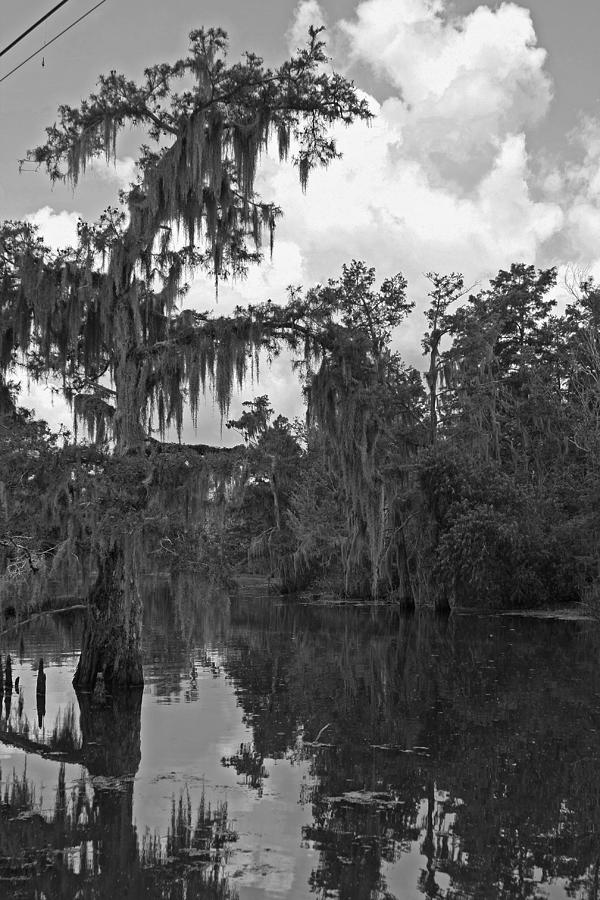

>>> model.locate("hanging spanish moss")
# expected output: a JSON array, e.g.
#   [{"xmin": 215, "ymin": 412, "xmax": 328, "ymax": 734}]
[
  {"xmin": 73, "ymin": 393, "xmax": 115, "ymax": 445},
  {"xmin": 5, "ymin": 28, "xmax": 371, "ymax": 464},
  {"xmin": 6, "ymin": 233, "xmax": 316, "ymax": 453},
  {"xmin": 304, "ymin": 333, "xmax": 426, "ymax": 601},
  {"xmin": 308, "ymin": 348, "xmax": 383, "ymax": 598},
  {"xmin": 145, "ymin": 312, "xmax": 265, "ymax": 438},
  {"xmin": 0, "ymin": 28, "xmax": 381, "ymax": 689},
  {"xmin": 134, "ymin": 108, "xmax": 280, "ymax": 276}
]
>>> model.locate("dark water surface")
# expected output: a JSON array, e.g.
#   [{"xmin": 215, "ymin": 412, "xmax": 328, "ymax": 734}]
[{"xmin": 1, "ymin": 587, "xmax": 600, "ymax": 899}]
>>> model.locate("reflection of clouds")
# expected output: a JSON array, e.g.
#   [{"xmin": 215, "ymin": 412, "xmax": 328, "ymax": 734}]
[
  {"xmin": 3, "ymin": 590, "xmax": 600, "ymax": 897},
  {"xmin": 224, "ymin": 760, "xmax": 315, "ymax": 895},
  {"xmin": 133, "ymin": 654, "xmax": 316, "ymax": 891},
  {"xmin": 1, "ymin": 651, "xmax": 80, "ymax": 746}
]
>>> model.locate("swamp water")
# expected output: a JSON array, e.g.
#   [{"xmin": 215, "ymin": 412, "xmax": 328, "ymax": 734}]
[{"xmin": 1, "ymin": 587, "xmax": 600, "ymax": 899}]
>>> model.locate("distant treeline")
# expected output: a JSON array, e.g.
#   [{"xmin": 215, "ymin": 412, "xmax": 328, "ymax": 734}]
[
  {"xmin": 221, "ymin": 261, "xmax": 600, "ymax": 610},
  {"xmin": 2, "ymin": 259, "xmax": 599, "ymax": 612}
]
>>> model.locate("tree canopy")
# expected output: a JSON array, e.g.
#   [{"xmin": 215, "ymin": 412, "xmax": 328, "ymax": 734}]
[
  {"xmin": 2, "ymin": 26, "xmax": 371, "ymax": 454},
  {"xmin": 0, "ymin": 24, "xmax": 599, "ymax": 694}
]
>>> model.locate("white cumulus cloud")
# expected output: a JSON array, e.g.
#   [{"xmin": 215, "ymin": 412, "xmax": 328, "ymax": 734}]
[
  {"xmin": 21, "ymin": 0, "xmax": 600, "ymax": 430},
  {"xmin": 548, "ymin": 118, "xmax": 600, "ymax": 269},
  {"xmin": 241, "ymin": 0, "xmax": 568, "ymax": 370},
  {"xmin": 26, "ymin": 206, "xmax": 80, "ymax": 251},
  {"xmin": 88, "ymin": 155, "xmax": 137, "ymax": 187},
  {"xmin": 338, "ymin": 0, "xmax": 552, "ymax": 181},
  {"xmin": 286, "ymin": 0, "xmax": 327, "ymax": 53}
]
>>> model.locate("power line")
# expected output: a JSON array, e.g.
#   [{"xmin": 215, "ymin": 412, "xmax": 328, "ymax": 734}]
[
  {"xmin": 0, "ymin": 0, "xmax": 73, "ymax": 59},
  {"xmin": 0, "ymin": 0, "xmax": 107, "ymax": 85}
]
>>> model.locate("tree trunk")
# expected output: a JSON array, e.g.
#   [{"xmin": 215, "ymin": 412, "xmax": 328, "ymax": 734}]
[
  {"xmin": 78, "ymin": 687, "xmax": 142, "ymax": 776},
  {"xmin": 114, "ymin": 352, "xmax": 146, "ymax": 454},
  {"xmin": 73, "ymin": 539, "xmax": 144, "ymax": 692},
  {"xmin": 78, "ymin": 688, "xmax": 142, "ymax": 885},
  {"xmin": 113, "ymin": 301, "xmax": 146, "ymax": 455},
  {"xmin": 427, "ymin": 330, "xmax": 440, "ymax": 445}
]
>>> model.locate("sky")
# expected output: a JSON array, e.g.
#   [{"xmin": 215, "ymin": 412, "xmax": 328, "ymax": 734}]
[{"xmin": 2, "ymin": 0, "xmax": 600, "ymax": 443}]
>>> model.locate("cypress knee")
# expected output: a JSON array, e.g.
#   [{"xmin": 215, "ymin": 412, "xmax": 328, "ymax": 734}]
[{"xmin": 36, "ymin": 660, "xmax": 46, "ymax": 727}]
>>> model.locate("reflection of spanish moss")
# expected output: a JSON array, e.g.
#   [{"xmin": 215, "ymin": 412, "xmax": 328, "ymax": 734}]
[
  {"xmin": 0, "ymin": 762, "xmax": 239, "ymax": 899},
  {"xmin": 6, "ymin": 581, "xmax": 600, "ymax": 898},
  {"xmin": 1, "ymin": 762, "xmax": 37, "ymax": 813},
  {"xmin": 0, "ymin": 627, "xmax": 237, "ymax": 898},
  {"xmin": 221, "ymin": 742, "xmax": 268, "ymax": 795},
  {"xmin": 164, "ymin": 787, "xmax": 237, "ymax": 861},
  {"xmin": 49, "ymin": 704, "xmax": 80, "ymax": 754},
  {"xmin": 0, "ymin": 762, "xmax": 92, "ymax": 883},
  {"xmin": 142, "ymin": 576, "xmax": 231, "ymax": 702},
  {"xmin": 304, "ymin": 785, "xmax": 421, "ymax": 900},
  {"xmin": 215, "ymin": 599, "xmax": 600, "ymax": 899}
]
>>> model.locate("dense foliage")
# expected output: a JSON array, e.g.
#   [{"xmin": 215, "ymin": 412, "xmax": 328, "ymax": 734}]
[
  {"xmin": 0, "ymin": 25, "xmax": 374, "ymax": 687},
  {"xmin": 1, "ymin": 24, "xmax": 599, "ymax": 643},
  {"xmin": 224, "ymin": 263, "xmax": 600, "ymax": 609}
]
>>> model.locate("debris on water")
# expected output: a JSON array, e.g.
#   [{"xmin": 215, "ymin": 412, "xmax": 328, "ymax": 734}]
[
  {"xmin": 312, "ymin": 723, "xmax": 331, "ymax": 743},
  {"xmin": 91, "ymin": 774, "xmax": 135, "ymax": 791},
  {"xmin": 232, "ymin": 862, "xmax": 276, "ymax": 877},
  {"xmin": 303, "ymin": 741, "xmax": 335, "ymax": 748},
  {"xmin": 15, "ymin": 809, "xmax": 45, "ymax": 822},
  {"xmin": 370, "ymin": 744, "xmax": 413, "ymax": 752},
  {"xmin": 326, "ymin": 790, "xmax": 404, "ymax": 808},
  {"xmin": 370, "ymin": 744, "xmax": 430, "ymax": 755}
]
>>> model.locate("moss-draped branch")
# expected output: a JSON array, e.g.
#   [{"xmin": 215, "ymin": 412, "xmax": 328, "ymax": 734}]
[
  {"xmin": 25, "ymin": 26, "xmax": 372, "ymax": 280},
  {"xmin": 3, "ymin": 27, "xmax": 371, "ymax": 451}
]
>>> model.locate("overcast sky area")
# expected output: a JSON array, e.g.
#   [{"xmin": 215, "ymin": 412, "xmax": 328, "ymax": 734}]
[{"xmin": 2, "ymin": 0, "xmax": 600, "ymax": 444}]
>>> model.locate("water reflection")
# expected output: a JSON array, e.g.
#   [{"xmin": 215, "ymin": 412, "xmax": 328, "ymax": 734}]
[
  {"xmin": 218, "ymin": 600, "xmax": 600, "ymax": 899},
  {"xmin": 0, "ymin": 682, "xmax": 238, "ymax": 898},
  {"xmin": 1, "ymin": 589, "xmax": 600, "ymax": 898},
  {"xmin": 0, "ymin": 763, "xmax": 238, "ymax": 898},
  {"xmin": 222, "ymin": 742, "xmax": 268, "ymax": 795}
]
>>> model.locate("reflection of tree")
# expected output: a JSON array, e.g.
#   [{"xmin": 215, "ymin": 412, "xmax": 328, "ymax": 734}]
[
  {"xmin": 8, "ymin": 587, "xmax": 600, "ymax": 897},
  {"xmin": 218, "ymin": 598, "xmax": 600, "ymax": 899},
  {"xmin": 165, "ymin": 788, "xmax": 237, "ymax": 862},
  {"xmin": 141, "ymin": 575, "xmax": 231, "ymax": 702},
  {"xmin": 0, "ymin": 767, "xmax": 238, "ymax": 898},
  {"xmin": 0, "ymin": 685, "xmax": 238, "ymax": 899},
  {"xmin": 305, "ymin": 792, "xmax": 419, "ymax": 900},
  {"xmin": 222, "ymin": 742, "xmax": 268, "ymax": 795}
]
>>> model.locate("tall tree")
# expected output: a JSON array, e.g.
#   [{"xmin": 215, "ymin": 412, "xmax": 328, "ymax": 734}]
[
  {"xmin": 422, "ymin": 272, "xmax": 467, "ymax": 444},
  {"xmin": 287, "ymin": 261, "xmax": 426, "ymax": 600},
  {"xmin": 6, "ymin": 25, "xmax": 370, "ymax": 454},
  {"xmin": 0, "ymin": 26, "xmax": 371, "ymax": 689}
]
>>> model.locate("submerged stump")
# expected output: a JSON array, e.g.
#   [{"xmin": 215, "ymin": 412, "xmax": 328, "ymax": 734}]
[{"xmin": 73, "ymin": 540, "xmax": 144, "ymax": 693}]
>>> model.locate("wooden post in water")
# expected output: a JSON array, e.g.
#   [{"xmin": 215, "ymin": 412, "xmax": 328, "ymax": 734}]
[
  {"xmin": 36, "ymin": 659, "xmax": 46, "ymax": 729},
  {"xmin": 3, "ymin": 656, "xmax": 11, "ymax": 720}
]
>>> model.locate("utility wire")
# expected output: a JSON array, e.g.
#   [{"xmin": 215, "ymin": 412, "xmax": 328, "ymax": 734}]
[
  {"xmin": 0, "ymin": 0, "xmax": 73, "ymax": 59},
  {"xmin": 0, "ymin": 0, "xmax": 107, "ymax": 85}
]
